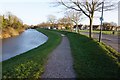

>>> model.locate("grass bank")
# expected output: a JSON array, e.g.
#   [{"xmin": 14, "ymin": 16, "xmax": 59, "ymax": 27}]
[
  {"xmin": 2, "ymin": 28, "xmax": 61, "ymax": 78},
  {"xmin": 59, "ymin": 31, "xmax": 120, "ymax": 79}
]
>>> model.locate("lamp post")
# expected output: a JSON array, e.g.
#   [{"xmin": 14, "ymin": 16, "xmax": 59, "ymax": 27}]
[{"xmin": 99, "ymin": 1, "xmax": 104, "ymax": 42}]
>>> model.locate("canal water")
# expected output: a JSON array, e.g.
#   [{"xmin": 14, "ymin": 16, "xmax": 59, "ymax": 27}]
[{"xmin": 0, "ymin": 29, "xmax": 48, "ymax": 62}]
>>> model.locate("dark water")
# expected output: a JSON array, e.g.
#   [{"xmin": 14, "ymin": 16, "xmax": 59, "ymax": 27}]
[{"xmin": 0, "ymin": 29, "xmax": 48, "ymax": 62}]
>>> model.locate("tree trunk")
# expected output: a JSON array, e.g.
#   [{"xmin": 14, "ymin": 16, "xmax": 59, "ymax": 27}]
[
  {"xmin": 76, "ymin": 23, "xmax": 79, "ymax": 33},
  {"xmin": 89, "ymin": 18, "xmax": 93, "ymax": 38},
  {"xmin": 70, "ymin": 25, "xmax": 73, "ymax": 32}
]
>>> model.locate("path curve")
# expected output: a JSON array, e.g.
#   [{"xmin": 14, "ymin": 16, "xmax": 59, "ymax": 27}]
[{"xmin": 41, "ymin": 34, "xmax": 76, "ymax": 78}]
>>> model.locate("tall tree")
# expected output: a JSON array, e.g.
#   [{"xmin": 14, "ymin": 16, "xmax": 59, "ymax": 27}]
[
  {"xmin": 65, "ymin": 10, "xmax": 83, "ymax": 33},
  {"xmin": 58, "ymin": 17, "xmax": 73, "ymax": 29},
  {"xmin": 56, "ymin": 0, "xmax": 117, "ymax": 38},
  {"xmin": 2, "ymin": 15, "xmax": 8, "ymax": 28},
  {"xmin": 0, "ymin": 15, "xmax": 3, "ymax": 29},
  {"xmin": 7, "ymin": 12, "xmax": 12, "ymax": 26},
  {"xmin": 47, "ymin": 15, "xmax": 56, "ymax": 27},
  {"xmin": 1, "ymin": 12, "xmax": 24, "ymax": 30}
]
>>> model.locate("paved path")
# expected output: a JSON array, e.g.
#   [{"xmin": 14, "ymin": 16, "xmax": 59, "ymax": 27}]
[
  {"xmin": 81, "ymin": 32, "xmax": 119, "ymax": 53},
  {"xmin": 41, "ymin": 34, "xmax": 76, "ymax": 78}
]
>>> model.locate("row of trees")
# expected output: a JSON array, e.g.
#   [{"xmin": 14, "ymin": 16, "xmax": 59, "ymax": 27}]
[
  {"xmin": 37, "ymin": 0, "xmax": 118, "ymax": 38},
  {"xmin": 37, "ymin": 13, "xmax": 117, "ymax": 31},
  {"xmin": 0, "ymin": 12, "xmax": 25, "ymax": 30},
  {"xmin": 38, "ymin": 10, "xmax": 83, "ymax": 32},
  {"xmin": 0, "ymin": 12, "xmax": 28, "ymax": 39},
  {"xmin": 54, "ymin": 0, "xmax": 118, "ymax": 38}
]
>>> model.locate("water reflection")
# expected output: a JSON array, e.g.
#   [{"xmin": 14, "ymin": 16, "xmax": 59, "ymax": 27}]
[{"xmin": 0, "ymin": 29, "xmax": 48, "ymax": 62}]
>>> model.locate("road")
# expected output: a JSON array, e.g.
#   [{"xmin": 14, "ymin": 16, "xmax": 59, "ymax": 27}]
[{"xmin": 80, "ymin": 32, "xmax": 120, "ymax": 53}]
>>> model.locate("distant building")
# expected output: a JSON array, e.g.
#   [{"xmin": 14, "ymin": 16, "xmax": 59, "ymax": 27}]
[
  {"xmin": 57, "ymin": 24, "xmax": 66, "ymax": 30},
  {"xmin": 116, "ymin": 26, "xmax": 120, "ymax": 31},
  {"xmin": 93, "ymin": 25, "xmax": 100, "ymax": 30},
  {"xmin": 56, "ymin": 23, "xmax": 72, "ymax": 30},
  {"xmin": 73, "ymin": 24, "xmax": 83, "ymax": 30},
  {"xmin": 82, "ymin": 25, "xmax": 100, "ymax": 30}
]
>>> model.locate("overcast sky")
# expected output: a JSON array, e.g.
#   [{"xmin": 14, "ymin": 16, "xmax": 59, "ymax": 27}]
[{"xmin": 0, "ymin": 0, "xmax": 119, "ymax": 25}]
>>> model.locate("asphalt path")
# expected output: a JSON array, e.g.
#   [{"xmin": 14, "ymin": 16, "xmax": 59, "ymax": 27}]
[{"xmin": 41, "ymin": 34, "xmax": 76, "ymax": 78}]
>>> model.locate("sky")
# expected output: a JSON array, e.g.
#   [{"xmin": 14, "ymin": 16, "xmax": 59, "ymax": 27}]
[
  {"xmin": 118, "ymin": 1, "xmax": 120, "ymax": 26},
  {"xmin": 0, "ymin": 0, "xmax": 119, "ymax": 25}
]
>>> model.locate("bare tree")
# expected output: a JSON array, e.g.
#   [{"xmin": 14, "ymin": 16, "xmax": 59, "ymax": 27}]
[
  {"xmin": 110, "ymin": 22, "xmax": 117, "ymax": 27},
  {"xmin": 47, "ymin": 15, "xmax": 56, "ymax": 27},
  {"xmin": 58, "ymin": 17, "xmax": 72, "ymax": 29},
  {"xmin": 65, "ymin": 10, "xmax": 83, "ymax": 33},
  {"xmin": 56, "ymin": 0, "xmax": 117, "ymax": 38}
]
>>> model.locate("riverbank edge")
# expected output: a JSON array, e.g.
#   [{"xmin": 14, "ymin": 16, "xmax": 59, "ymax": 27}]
[
  {"xmin": 0, "ymin": 27, "xmax": 25, "ymax": 39},
  {"xmin": 2, "ymin": 28, "xmax": 62, "ymax": 78}
]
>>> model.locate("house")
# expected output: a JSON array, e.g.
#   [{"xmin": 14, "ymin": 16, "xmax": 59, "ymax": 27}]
[
  {"xmin": 116, "ymin": 26, "xmax": 120, "ymax": 31},
  {"xmin": 73, "ymin": 24, "xmax": 83, "ymax": 30},
  {"xmin": 57, "ymin": 24, "xmax": 66, "ymax": 30},
  {"xmin": 82, "ymin": 25, "xmax": 100, "ymax": 30},
  {"xmin": 56, "ymin": 23, "xmax": 73, "ymax": 30},
  {"xmin": 93, "ymin": 25, "xmax": 100, "ymax": 30}
]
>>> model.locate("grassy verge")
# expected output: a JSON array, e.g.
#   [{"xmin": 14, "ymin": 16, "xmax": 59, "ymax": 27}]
[
  {"xmin": 80, "ymin": 30, "xmax": 119, "ymax": 35},
  {"xmin": 100, "ymin": 42, "xmax": 120, "ymax": 64},
  {"xmin": 2, "ymin": 28, "xmax": 61, "ymax": 78},
  {"xmin": 59, "ymin": 31, "xmax": 120, "ymax": 79}
]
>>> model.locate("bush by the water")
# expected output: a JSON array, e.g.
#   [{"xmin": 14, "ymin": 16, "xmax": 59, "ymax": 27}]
[{"xmin": 0, "ymin": 12, "xmax": 27, "ymax": 39}]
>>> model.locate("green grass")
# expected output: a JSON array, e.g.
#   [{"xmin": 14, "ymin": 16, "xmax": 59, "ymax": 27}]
[
  {"xmin": 2, "ymin": 29, "xmax": 120, "ymax": 79},
  {"xmin": 80, "ymin": 30, "xmax": 119, "ymax": 35},
  {"xmin": 2, "ymin": 28, "xmax": 62, "ymax": 78},
  {"xmin": 59, "ymin": 31, "xmax": 120, "ymax": 79}
]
